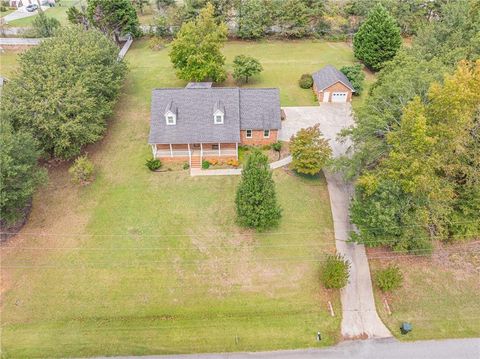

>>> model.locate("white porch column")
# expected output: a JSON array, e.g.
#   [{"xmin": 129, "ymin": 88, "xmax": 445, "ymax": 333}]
[
  {"xmin": 169, "ymin": 144, "xmax": 173, "ymax": 157},
  {"xmin": 218, "ymin": 143, "xmax": 221, "ymax": 156},
  {"xmin": 151, "ymin": 144, "xmax": 157, "ymax": 158},
  {"xmin": 200, "ymin": 143, "xmax": 203, "ymax": 159},
  {"xmin": 188, "ymin": 143, "xmax": 191, "ymax": 165},
  {"xmin": 235, "ymin": 142, "xmax": 238, "ymax": 159}
]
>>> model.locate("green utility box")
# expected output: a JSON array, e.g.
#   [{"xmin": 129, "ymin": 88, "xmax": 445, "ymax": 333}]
[{"xmin": 400, "ymin": 322, "xmax": 412, "ymax": 334}]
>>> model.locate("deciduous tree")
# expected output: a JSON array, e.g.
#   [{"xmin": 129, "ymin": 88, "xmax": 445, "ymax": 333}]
[
  {"xmin": 1, "ymin": 27, "xmax": 126, "ymax": 159},
  {"xmin": 340, "ymin": 64, "xmax": 365, "ymax": 95},
  {"xmin": 170, "ymin": 3, "xmax": 227, "ymax": 82},
  {"xmin": 289, "ymin": 124, "xmax": 332, "ymax": 175},
  {"xmin": 232, "ymin": 55, "xmax": 263, "ymax": 83},
  {"xmin": 0, "ymin": 117, "xmax": 46, "ymax": 225}
]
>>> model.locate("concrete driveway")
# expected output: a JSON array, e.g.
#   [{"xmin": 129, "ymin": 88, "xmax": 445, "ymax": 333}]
[
  {"xmin": 279, "ymin": 105, "xmax": 353, "ymax": 157},
  {"xmin": 2, "ymin": 5, "xmax": 49, "ymax": 23},
  {"xmin": 281, "ymin": 104, "xmax": 391, "ymax": 339}
]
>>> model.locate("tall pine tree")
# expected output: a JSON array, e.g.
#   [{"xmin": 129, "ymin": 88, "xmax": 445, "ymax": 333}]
[
  {"xmin": 235, "ymin": 150, "xmax": 282, "ymax": 231},
  {"xmin": 353, "ymin": 4, "xmax": 402, "ymax": 71}
]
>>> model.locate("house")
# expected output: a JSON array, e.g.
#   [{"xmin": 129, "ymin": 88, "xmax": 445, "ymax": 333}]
[
  {"xmin": 312, "ymin": 65, "xmax": 355, "ymax": 103},
  {"xmin": 148, "ymin": 83, "xmax": 281, "ymax": 168}
]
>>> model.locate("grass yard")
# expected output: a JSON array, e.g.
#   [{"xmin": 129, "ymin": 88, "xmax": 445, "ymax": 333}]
[
  {"xmin": 6, "ymin": 0, "xmax": 85, "ymax": 26},
  {"xmin": 0, "ymin": 50, "xmax": 21, "ymax": 78},
  {"xmin": 368, "ymin": 242, "xmax": 480, "ymax": 340},
  {"xmin": 0, "ymin": 40, "xmax": 343, "ymax": 357},
  {"xmin": 134, "ymin": 38, "xmax": 367, "ymax": 106}
]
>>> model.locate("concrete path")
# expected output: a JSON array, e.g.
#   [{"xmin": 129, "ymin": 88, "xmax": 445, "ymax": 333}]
[
  {"xmin": 190, "ymin": 156, "xmax": 292, "ymax": 177},
  {"xmin": 93, "ymin": 338, "xmax": 480, "ymax": 359},
  {"xmin": 282, "ymin": 105, "xmax": 391, "ymax": 339},
  {"xmin": 0, "ymin": 37, "xmax": 43, "ymax": 46},
  {"xmin": 2, "ymin": 6, "xmax": 49, "ymax": 23}
]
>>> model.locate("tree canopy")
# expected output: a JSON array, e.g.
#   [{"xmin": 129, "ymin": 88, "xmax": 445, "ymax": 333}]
[
  {"xmin": 0, "ymin": 117, "xmax": 46, "ymax": 225},
  {"xmin": 1, "ymin": 27, "xmax": 126, "ymax": 160},
  {"xmin": 353, "ymin": 4, "xmax": 402, "ymax": 70},
  {"xmin": 235, "ymin": 150, "xmax": 282, "ymax": 230},
  {"xmin": 290, "ymin": 124, "xmax": 332, "ymax": 176},
  {"xmin": 170, "ymin": 3, "xmax": 228, "ymax": 82},
  {"xmin": 86, "ymin": 0, "xmax": 141, "ymax": 42},
  {"xmin": 232, "ymin": 55, "xmax": 263, "ymax": 83}
]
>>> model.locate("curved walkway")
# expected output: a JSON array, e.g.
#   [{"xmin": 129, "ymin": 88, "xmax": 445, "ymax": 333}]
[{"xmin": 190, "ymin": 156, "xmax": 292, "ymax": 177}]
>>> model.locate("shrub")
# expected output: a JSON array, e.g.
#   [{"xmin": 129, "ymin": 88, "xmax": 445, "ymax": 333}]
[
  {"xmin": 0, "ymin": 6, "xmax": 7, "ymax": 12},
  {"xmin": 145, "ymin": 158, "xmax": 162, "ymax": 171},
  {"xmin": 227, "ymin": 159, "xmax": 239, "ymax": 167},
  {"xmin": 321, "ymin": 254, "xmax": 350, "ymax": 289},
  {"xmin": 202, "ymin": 160, "xmax": 210, "ymax": 169},
  {"xmin": 69, "ymin": 155, "xmax": 95, "ymax": 185},
  {"xmin": 299, "ymin": 74, "xmax": 313, "ymax": 89},
  {"xmin": 272, "ymin": 141, "xmax": 282, "ymax": 152},
  {"xmin": 149, "ymin": 36, "xmax": 165, "ymax": 51},
  {"xmin": 340, "ymin": 64, "xmax": 365, "ymax": 95},
  {"xmin": 209, "ymin": 159, "xmax": 218, "ymax": 165},
  {"xmin": 183, "ymin": 162, "xmax": 190, "ymax": 170},
  {"xmin": 375, "ymin": 265, "xmax": 403, "ymax": 292}
]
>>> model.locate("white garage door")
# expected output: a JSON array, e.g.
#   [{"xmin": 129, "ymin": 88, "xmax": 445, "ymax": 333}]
[{"xmin": 331, "ymin": 92, "xmax": 348, "ymax": 103}]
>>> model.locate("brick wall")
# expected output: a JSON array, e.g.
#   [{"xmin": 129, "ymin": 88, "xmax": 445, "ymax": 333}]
[
  {"xmin": 240, "ymin": 130, "xmax": 278, "ymax": 146},
  {"xmin": 313, "ymin": 81, "xmax": 352, "ymax": 103}
]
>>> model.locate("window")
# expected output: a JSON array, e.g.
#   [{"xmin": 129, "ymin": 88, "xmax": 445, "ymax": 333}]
[
  {"xmin": 212, "ymin": 144, "xmax": 219, "ymax": 150},
  {"xmin": 214, "ymin": 114, "xmax": 224, "ymax": 124},
  {"xmin": 246, "ymin": 129, "xmax": 253, "ymax": 138},
  {"xmin": 263, "ymin": 130, "xmax": 270, "ymax": 138},
  {"xmin": 166, "ymin": 114, "xmax": 176, "ymax": 125}
]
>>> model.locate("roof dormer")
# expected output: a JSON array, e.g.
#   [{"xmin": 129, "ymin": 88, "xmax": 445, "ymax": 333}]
[
  {"xmin": 165, "ymin": 101, "xmax": 177, "ymax": 125},
  {"xmin": 213, "ymin": 101, "xmax": 224, "ymax": 124}
]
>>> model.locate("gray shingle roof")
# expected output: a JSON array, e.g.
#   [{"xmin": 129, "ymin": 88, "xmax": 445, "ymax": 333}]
[
  {"xmin": 312, "ymin": 65, "xmax": 355, "ymax": 92},
  {"xmin": 148, "ymin": 88, "xmax": 281, "ymax": 144},
  {"xmin": 239, "ymin": 89, "xmax": 281, "ymax": 130}
]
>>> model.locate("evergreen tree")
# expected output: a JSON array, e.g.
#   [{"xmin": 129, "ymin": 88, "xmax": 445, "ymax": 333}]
[
  {"xmin": 353, "ymin": 4, "xmax": 401, "ymax": 70},
  {"xmin": 32, "ymin": 10, "xmax": 60, "ymax": 37},
  {"xmin": 170, "ymin": 3, "xmax": 228, "ymax": 82},
  {"xmin": 86, "ymin": 0, "xmax": 141, "ymax": 43},
  {"xmin": 235, "ymin": 150, "xmax": 282, "ymax": 230},
  {"xmin": 236, "ymin": 0, "xmax": 272, "ymax": 39}
]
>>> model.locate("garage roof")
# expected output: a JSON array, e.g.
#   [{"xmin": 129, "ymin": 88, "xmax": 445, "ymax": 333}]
[{"xmin": 312, "ymin": 65, "xmax": 355, "ymax": 92}]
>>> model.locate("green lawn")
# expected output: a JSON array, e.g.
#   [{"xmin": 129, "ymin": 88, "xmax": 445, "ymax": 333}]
[
  {"xmin": 0, "ymin": 50, "xmax": 21, "ymax": 78},
  {"xmin": 0, "ymin": 40, "xmax": 343, "ymax": 357},
  {"xmin": 6, "ymin": 0, "xmax": 84, "ymax": 26},
  {"xmin": 369, "ymin": 243, "xmax": 480, "ymax": 340},
  {"xmin": 133, "ymin": 38, "xmax": 363, "ymax": 106}
]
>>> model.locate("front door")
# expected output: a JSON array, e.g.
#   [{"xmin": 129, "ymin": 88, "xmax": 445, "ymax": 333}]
[{"xmin": 323, "ymin": 91, "xmax": 330, "ymax": 102}]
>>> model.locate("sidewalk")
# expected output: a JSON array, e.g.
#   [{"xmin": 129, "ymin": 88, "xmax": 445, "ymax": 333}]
[{"xmin": 190, "ymin": 156, "xmax": 292, "ymax": 177}]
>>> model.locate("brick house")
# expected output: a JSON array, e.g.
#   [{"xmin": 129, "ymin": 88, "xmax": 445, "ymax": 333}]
[
  {"xmin": 312, "ymin": 65, "xmax": 355, "ymax": 103},
  {"xmin": 148, "ymin": 83, "xmax": 281, "ymax": 168}
]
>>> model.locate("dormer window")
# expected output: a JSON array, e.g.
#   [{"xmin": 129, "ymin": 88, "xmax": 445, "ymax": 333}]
[
  {"xmin": 213, "ymin": 101, "xmax": 224, "ymax": 124},
  {"xmin": 164, "ymin": 101, "xmax": 177, "ymax": 125},
  {"xmin": 214, "ymin": 113, "xmax": 224, "ymax": 124},
  {"xmin": 165, "ymin": 111, "xmax": 176, "ymax": 125}
]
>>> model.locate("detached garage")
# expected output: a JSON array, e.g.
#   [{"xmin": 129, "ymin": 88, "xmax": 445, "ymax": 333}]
[{"xmin": 312, "ymin": 65, "xmax": 355, "ymax": 103}]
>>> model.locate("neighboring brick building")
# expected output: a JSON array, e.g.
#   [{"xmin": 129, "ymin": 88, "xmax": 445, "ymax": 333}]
[
  {"xmin": 312, "ymin": 65, "xmax": 355, "ymax": 103},
  {"xmin": 148, "ymin": 83, "xmax": 281, "ymax": 168}
]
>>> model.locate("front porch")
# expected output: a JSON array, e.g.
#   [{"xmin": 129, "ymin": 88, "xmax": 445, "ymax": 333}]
[{"xmin": 151, "ymin": 143, "xmax": 239, "ymax": 168}]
